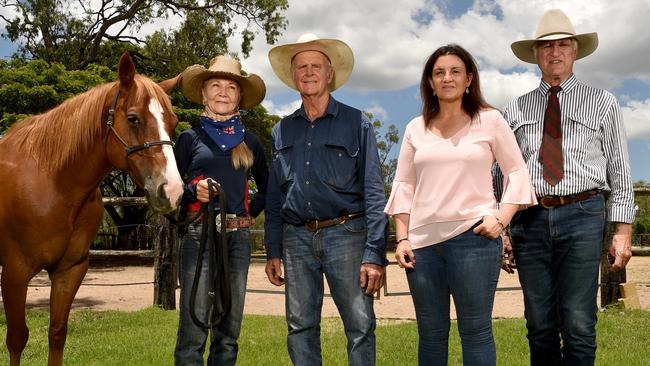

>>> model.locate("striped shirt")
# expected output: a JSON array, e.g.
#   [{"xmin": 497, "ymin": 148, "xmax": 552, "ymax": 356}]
[{"xmin": 501, "ymin": 74, "xmax": 635, "ymax": 223}]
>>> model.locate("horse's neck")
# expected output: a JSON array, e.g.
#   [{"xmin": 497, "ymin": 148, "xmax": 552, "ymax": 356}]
[{"xmin": 56, "ymin": 142, "xmax": 112, "ymax": 200}]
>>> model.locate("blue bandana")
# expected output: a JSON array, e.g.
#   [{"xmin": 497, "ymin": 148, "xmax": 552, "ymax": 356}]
[{"xmin": 200, "ymin": 115, "xmax": 245, "ymax": 151}]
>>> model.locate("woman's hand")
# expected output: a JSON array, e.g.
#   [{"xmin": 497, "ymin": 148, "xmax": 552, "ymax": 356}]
[
  {"xmin": 196, "ymin": 178, "xmax": 219, "ymax": 203},
  {"xmin": 473, "ymin": 215, "xmax": 504, "ymax": 240},
  {"xmin": 395, "ymin": 240, "xmax": 416, "ymax": 269}
]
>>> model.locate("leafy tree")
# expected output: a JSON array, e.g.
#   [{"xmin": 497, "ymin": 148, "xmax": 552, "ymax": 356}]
[
  {"xmin": 1, "ymin": 0, "xmax": 288, "ymax": 70},
  {"xmin": 365, "ymin": 112, "xmax": 400, "ymax": 197}
]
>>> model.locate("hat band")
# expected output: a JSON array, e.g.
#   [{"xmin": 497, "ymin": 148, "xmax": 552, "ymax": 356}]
[{"xmin": 536, "ymin": 31, "xmax": 577, "ymax": 40}]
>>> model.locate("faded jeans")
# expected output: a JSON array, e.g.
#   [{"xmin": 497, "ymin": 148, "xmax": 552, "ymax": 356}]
[
  {"xmin": 175, "ymin": 224, "xmax": 251, "ymax": 366},
  {"xmin": 406, "ymin": 228, "xmax": 502, "ymax": 366},
  {"xmin": 282, "ymin": 216, "xmax": 377, "ymax": 366}
]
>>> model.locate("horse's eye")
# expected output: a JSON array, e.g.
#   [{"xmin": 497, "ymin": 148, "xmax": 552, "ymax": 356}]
[{"xmin": 127, "ymin": 114, "xmax": 139, "ymax": 125}]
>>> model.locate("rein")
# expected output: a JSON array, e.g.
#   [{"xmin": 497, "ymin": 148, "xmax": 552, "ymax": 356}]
[
  {"xmin": 104, "ymin": 88, "xmax": 175, "ymax": 162},
  {"xmin": 189, "ymin": 179, "xmax": 232, "ymax": 330}
]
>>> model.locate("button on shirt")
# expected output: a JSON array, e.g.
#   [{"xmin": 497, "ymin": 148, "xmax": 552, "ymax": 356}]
[
  {"xmin": 264, "ymin": 97, "xmax": 388, "ymax": 265},
  {"xmin": 502, "ymin": 74, "xmax": 635, "ymax": 223}
]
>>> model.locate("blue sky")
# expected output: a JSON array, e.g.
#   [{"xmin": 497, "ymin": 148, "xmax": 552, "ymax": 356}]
[{"xmin": 2, "ymin": 0, "xmax": 649, "ymax": 181}]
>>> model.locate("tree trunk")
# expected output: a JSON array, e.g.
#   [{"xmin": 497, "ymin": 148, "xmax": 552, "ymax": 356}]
[{"xmin": 153, "ymin": 215, "xmax": 178, "ymax": 310}]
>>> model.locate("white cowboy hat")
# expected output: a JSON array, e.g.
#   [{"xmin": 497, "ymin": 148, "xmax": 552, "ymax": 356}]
[
  {"xmin": 511, "ymin": 9, "xmax": 599, "ymax": 64},
  {"xmin": 268, "ymin": 33, "xmax": 354, "ymax": 91},
  {"xmin": 180, "ymin": 55, "xmax": 266, "ymax": 109}
]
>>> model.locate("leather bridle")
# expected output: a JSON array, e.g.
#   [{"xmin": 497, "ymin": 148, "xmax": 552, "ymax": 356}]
[{"xmin": 104, "ymin": 88, "xmax": 175, "ymax": 159}]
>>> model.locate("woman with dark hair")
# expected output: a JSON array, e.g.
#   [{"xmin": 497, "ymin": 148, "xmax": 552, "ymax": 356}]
[{"xmin": 385, "ymin": 44, "xmax": 536, "ymax": 365}]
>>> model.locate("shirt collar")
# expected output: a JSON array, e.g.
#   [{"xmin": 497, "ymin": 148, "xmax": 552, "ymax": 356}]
[
  {"xmin": 291, "ymin": 95, "xmax": 340, "ymax": 121},
  {"xmin": 538, "ymin": 74, "xmax": 578, "ymax": 95}
]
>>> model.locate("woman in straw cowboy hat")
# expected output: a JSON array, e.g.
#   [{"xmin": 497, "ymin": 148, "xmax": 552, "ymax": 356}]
[{"xmin": 173, "ymin": 55, "xmax": 268, "ymax": 366}]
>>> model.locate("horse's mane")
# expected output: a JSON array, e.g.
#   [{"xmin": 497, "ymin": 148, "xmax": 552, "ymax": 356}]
[{"xmin": 4, "ymin": 75, "xmax": 172, "ymax": 171}]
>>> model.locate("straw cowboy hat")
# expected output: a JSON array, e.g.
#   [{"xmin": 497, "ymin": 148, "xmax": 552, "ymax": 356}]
[
  {"xmin": 180, "ymin": 55, "xmax": 266, "ymax": 109},
  {"xmin": 268, "ymin": 33, "xmax": 354, "ymax": 91},
  {"xmin": 511, "ymin": 9, "xmax": 599, "ymax": 64}
]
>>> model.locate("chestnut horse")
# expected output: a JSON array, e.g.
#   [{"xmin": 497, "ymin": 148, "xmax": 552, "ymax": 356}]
[{"xmin": 0, "ymin": 53, "xmax": 184, "ymax": 365}]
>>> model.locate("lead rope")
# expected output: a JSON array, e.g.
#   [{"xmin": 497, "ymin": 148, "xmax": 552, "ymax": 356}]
[{"xmin": 188, "ymin": 179, "xmax": 231, "ymax": 330}]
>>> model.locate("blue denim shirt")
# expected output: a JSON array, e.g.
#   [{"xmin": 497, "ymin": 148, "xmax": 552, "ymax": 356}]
[{"xmin": 264, "ymin": 97, "xmax": 388, "ymax": 266}]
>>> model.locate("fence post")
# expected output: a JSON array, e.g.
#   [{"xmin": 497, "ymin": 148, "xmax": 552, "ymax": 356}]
[
  {"xmin": 153, "ymin": 215, "xmax": 178, "ymax": 310},
  {"xmin": 600, "ymin": 222, "xmax": 626, "ymax": 308}
]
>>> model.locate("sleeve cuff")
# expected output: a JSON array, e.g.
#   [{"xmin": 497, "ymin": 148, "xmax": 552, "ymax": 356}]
[
  {"xmin": 362, "ymin": 247, "xmax": 388, "ymax": 267},
  {"xmin": 384, "ymin": 180, "xmax": 415, "ymax": 215},
  {"xmin": 500, "ymin": 167, "xmax": 538, "ymax": 207}
]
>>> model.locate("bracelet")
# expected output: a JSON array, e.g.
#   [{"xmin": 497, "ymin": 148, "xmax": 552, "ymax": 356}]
[
  {"xmin": 494, "ymin": 216, "xmax": 507, "ymax": 231},
  {"xmin": 396, "ymin": 237, "xmax": 409, "ymax": 244}
]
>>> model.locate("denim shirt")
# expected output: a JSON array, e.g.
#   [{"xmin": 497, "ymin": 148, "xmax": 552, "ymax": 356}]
[{"xmin": 264, "ymin": 97, "xmax": 388, "ymax": 266}]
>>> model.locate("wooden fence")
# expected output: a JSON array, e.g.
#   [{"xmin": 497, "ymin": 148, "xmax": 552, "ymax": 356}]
[{"xmin": 102, "ymin": 188, "xmax": 650, "ymax": 309}]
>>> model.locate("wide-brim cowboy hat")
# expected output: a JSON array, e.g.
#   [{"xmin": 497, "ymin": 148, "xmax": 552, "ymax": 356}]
[
  {"xmin": 268, "ymin": 33, "xmax": 354, "ymax": 91},
  {"xmin": 180, "ymin": 55, "xmax": 266, "ymax": 109},
  {"xmin": 511, "ymin": 9, "xmax": 598, "ymax": 64}
]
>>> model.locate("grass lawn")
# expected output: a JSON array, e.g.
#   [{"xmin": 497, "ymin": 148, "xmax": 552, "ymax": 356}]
[{"xmin": 1, "ymin": 307, "xmax": 649, "ymax": 365}]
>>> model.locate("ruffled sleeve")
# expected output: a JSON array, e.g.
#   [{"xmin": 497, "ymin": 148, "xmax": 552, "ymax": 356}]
[
  {"xmin": 385, "ymin": 122, "xmax": 418, "ymax": 215},
  {"xmin": 501, "ymin": 167, "xmax": 537, "ymax": 207},
  {"xmin": 490, "ymin": 110, "xmax": 537, "ymax": 207}
]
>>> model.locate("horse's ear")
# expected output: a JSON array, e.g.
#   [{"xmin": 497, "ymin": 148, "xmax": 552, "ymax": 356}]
[
  {"xmin": 118, "ymin": 52, "xmax": 136, "ymax": 89},
  {"xmin": 159, "ymin": 74, "xmax": 182, "ymax": 95}
]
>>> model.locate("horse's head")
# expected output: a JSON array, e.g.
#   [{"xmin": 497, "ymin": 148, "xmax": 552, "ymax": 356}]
[{"xmin": 104, "ymin": 53, "xmax": 183, "ymax": 213}]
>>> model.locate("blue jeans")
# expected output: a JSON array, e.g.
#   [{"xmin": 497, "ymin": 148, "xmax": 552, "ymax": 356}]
[
  {"xmin": 406, "ymin": 229, "xmax": 501, "ymax": 366},
  {"xmin": 175, "ymin": 224, "xmax": 251, "ymax": 366},
  {"xmin": 282, "ymin": 216, "xmax": 377, "ymax": 366},
  {"xmin": 510, "ymin": 194, "xmax": 606, "ymax": 366}
]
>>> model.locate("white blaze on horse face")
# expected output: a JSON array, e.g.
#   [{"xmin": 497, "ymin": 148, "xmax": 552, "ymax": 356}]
[{"xmin": 149, "ymin": 98, "xmax": 184, "ymax": 206}]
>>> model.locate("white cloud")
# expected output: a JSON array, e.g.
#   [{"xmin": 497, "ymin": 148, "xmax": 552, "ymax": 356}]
[
  {"xmin": 621, "ymin": 99, "xmax": 650, "ymax": 139},
  {"xmin": 262, "ymin": 99, "xmax": 302, "ymax": 118},
  {"xmin": 239, "ymin": 0, "xmax": 650, "ymax": 95},
  {"xmin": 364, "ymin": 102, "xmax": 389, "ymax": 121},
  {"xmin": 481, "ymin": 69, "xmax": 540, "ymax": 109}
]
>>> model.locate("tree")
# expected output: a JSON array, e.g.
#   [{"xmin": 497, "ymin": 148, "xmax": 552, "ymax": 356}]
[
  {"xmin": 1, "ymin": 0, "xmax": 288, "ymax": 70},
  {"xmin": 365, "ymin": 112, "xmax": 400, "ymax": 197}
]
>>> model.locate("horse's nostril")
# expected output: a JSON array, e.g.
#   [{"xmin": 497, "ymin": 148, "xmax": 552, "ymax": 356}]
[{"xmin": 157, "ymin": 182, "xmax": 167, "ymax": 200}]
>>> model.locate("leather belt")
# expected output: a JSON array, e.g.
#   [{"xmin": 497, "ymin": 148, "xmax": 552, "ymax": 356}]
[
  {"xmin": 538, "ymin": 189, "xmax": 601, "ymax": 208},
  {"xmin": 305, "ymin": 212, "xmax": 364, "ymax": 232},
  {"xmin": 191, "ymin": 213, "xmax": 255, "ymax": 231}
]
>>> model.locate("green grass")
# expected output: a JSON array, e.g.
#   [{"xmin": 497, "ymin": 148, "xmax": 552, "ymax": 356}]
[{"xmin": 1, "ymin": 308, "xmax": 649, "ymax": 365}]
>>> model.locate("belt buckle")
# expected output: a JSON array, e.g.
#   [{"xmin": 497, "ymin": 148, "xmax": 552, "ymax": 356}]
[
  {"xmin": 306, "ymin": 220, "xmax": 318, "ymax": 232},
  {"xmin": 540, "ymin": 196, "xmax": 555, "ymax": 209},
  {"xmin": 216, "ymin": 213, "xmax": 237, "ymax": 233}
]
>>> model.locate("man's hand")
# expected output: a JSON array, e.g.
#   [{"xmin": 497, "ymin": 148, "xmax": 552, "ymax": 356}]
[
  {"xmin": 196, "ymin": 178, "xmax": 219, "ymax": 203},
  {"xmin": 609, "ymin": 223, "xmax": 632, "ymax": 272},
  {"xmin": 501, "ymin": 233, "xmax": 517, "ymax": 274},
  {"xmin": 360, "ymin": 263, "xmax": 385, "ymax": 296},
  {"xmin": 265, "ymin": 258, "xmax": 285, "ymax": 286}
]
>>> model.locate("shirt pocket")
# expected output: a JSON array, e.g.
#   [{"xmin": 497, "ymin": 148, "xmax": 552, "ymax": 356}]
[
  {"xmin": 323, "ymin": 137, "xmax": 359, "ymax": 190},
  {"xmin": 272, "ymin": 141, "xmax": 294, "ymax": 192},
  {"xmin": 568, "ymin": 111, "xmax": 601, "ymax": 152},
  {"xmin": 511, "ymin": 119, "xmax": 539, "ymax": 157}
]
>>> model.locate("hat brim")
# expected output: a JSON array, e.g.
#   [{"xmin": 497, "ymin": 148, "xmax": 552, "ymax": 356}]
[
  {"xmin": 180, "ymin": 67, "xmax": 266, "ymax": 109},
  {"xmin": 511, "ymin": 32, "xmax": 599, "ymax": 64},
  {"xmin": 268, "ymin": 38, "xmax": 354, "ymax": 91}
]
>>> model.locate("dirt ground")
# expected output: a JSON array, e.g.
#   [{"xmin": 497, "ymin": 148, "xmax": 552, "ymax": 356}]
[{"xmin": 3, "ymin": 256, "xmax": 649, "ymax": 319}]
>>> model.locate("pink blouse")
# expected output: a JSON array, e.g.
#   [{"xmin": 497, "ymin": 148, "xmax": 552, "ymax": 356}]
[{"xmin": 384, "ymin": 109, "xmax": 537, "ymax": 249}]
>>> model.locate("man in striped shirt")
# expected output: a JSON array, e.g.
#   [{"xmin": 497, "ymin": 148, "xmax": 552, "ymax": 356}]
[{"xmin": 502, "ymin": 9, "xmax": 635, "ymax": 366}]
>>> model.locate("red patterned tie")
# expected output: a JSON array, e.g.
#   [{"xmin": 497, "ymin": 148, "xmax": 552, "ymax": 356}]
[{"xmin": 540, "ymin": 86, "xmax": 563, "ymax": 186}]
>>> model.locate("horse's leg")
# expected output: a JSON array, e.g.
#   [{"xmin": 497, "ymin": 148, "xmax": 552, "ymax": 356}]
[
  {"xmin": 1, "ymin": 261, "xmax": 36, "ymax": 366},
  {"xmin": 46, "ymin": 258, "xmax": 89, "ymax": 366}
]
